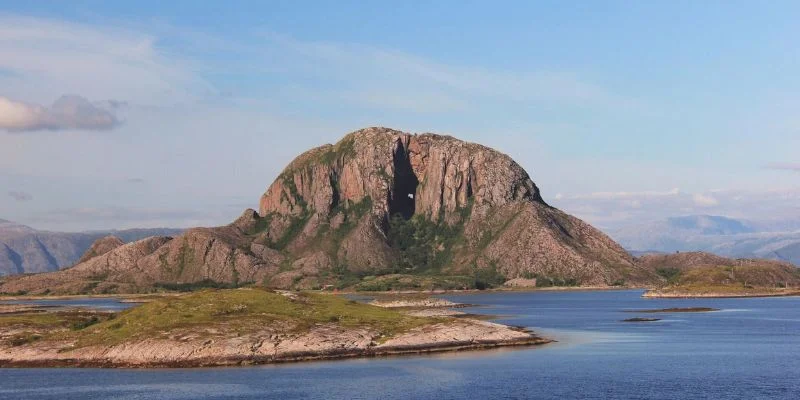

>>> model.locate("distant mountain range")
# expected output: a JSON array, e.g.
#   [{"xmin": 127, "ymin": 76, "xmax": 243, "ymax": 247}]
[
  {"xmin": 0, "ymin": 219, "xmax": 182, "ymax": 276},
  {"xmin": 611, "ymin": 215, "xmax": 800, "ymax": 265}
]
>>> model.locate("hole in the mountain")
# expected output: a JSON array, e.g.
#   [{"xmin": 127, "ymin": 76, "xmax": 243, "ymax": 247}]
[{"xmin": 389, "ymin": 143, "xmax": 418, "ymax": 220}]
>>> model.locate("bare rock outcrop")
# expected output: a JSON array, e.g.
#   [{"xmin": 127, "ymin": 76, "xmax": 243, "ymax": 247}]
[
  {"xmin": 0, "ymin": 319, "xmax": 547, "ymax": 368},
  {"xmin": 254, "ymin": 127, "xmax": 651, "ymax": 286},
  {"xmin": 0, "ymin": 127, "xmax": 657, "ymax": 294},
  {"xmin": 77, "ymin": 236, "xmax": 124, "ymax": 264}
]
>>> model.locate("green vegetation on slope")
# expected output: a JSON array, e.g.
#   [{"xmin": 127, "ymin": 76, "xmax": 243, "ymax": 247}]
[
  {"xmin": 353, "ymin": 274, "xmax": 476, "ymax": 291},
  {"xmin": 654, "ymin": 264, "xmax": 800, "ymax": 295},
  {"xmin": 66, "ymin": 289, "xmax": 436, "ymax": 346},
  {"xmin": 0, "ymin": 310, "xmax": 112, "ymax": 347},
  {"xmin": 387, "ymin": 201, "xmax": 472, "ymax": 274}
]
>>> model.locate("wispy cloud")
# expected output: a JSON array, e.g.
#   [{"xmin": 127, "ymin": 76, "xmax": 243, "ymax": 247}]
[
  {"xmin": 0, "ymin": 95, "xmax": 118, "ymax": 132},
  {"xmin": 552, "ymin": 187, "xmax": 800, "ymax": 230},
  {"xmin": 692, "ymin": 193, "xmax": 719, "ymax": 207},
  {"xmin": 0, "ymin": 14, "xmax": 211, "ymax": 106},
  {"xmin": 7, "ymin": 191, "xmax": 32, "ymax": 202},
  {"xmin": 253, "ymin": 32, "xmax": 642, "ymax": 113},
  {"xmin": 27, "ymin": 206, "xmax": 227, "ymax": 230},
  {"xmin": 766, "ymin": 162, "xmax": 800, "ymax": 171},
  {"xmin": 562, "ymin": 188, "xmax": 681, "ymax": 200}
]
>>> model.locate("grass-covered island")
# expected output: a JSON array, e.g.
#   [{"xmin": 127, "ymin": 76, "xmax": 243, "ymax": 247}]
[
  {"xmin": 0, "ymin": 289, "xmax": 549, "ymax": 368},
  {"xmin": 640, "ymin": 255, "xmax": 800, "ymax": 298}
]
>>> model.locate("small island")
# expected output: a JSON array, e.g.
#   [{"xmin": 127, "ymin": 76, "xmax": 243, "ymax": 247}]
[
  {"xmin": 0, "ymin": 289, "xmax": 550, "ymax": 368},
  {"xmin": 626, "ymin": 307, "xmax": 718, "ymax": 313},
  {"xmin": 639, "ymin": 253, "xmax": 800, "ymax": 298},
  {"xmin": 621, "ymin": 317, "xmax": 661, "ymax": 322}
]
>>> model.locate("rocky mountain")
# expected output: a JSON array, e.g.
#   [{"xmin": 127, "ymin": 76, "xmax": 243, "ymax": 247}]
[
  {"xmin": 0, "ymin": 221, "xmax": 183, "ymax": 276},
  {"xmin": 0, "ymin": 127, "xmax": 657, "ymax": 295},
  {"xmin": 611, "ymin": 215, "xmax": 800, "ymax": 265},
  {"xmin": 76, "ymin": 236, "xmax": 125, "ymax": 264}
]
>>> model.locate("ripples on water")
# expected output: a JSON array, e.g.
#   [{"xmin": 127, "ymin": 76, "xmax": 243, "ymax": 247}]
[{"xmin": 2, "ymin": 290, "xmax": 800, "ymax": 399}]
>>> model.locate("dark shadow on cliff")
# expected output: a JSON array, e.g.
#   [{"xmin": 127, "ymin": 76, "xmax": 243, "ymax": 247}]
[{"xmin": 389, "ymin": 143, "xmax": 418, "ymax": 220}]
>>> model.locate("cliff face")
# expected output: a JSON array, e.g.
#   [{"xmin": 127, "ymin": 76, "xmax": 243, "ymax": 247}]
[
  {"xmin": 0, "ymin": 127, "xmax": 654, "ymax": 294},
  {"xmin": 253, "ymin": 127, "xmax": 647, "ymax": 286},
  {"xmin": 76, "ymin": 236, "xmax": 124, "ymax": 264}
]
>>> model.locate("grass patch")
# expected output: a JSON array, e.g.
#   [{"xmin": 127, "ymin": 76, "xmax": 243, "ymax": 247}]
[
  {"xmin": 71, "ymin": 288, "xmax": 437, "ymax": 347},
  {"xmin": 0, "ymin": 310, "xmax": 115, "ymax": 347}
]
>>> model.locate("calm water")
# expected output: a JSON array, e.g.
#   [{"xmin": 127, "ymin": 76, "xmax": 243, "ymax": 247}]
[
  {"xmin": 2, "ymin": 290, "xmax": 800, "ymax": 399},
  {"xmin": 0, "ymin": 297, "xmax": 134, "ymax": 312}
]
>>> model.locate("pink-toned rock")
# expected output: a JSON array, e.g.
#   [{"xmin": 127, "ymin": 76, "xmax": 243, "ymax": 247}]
[{"xmin": 0, "ymin": 127, "xmax": 657, "ymax": 294}]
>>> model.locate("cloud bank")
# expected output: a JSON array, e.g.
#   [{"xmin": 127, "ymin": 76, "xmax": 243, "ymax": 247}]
[
  {"xmin": 766, "ymin": 162, "xmax": 800, "ymax": 172},
  {"xmin": 551, "ymin": 187, "xmax": 800, "ymax": 230},
  {"xmin": 0, "ymin": 95, "xmax": 119, "ymax": 132},
  {"xmin": 7, "ymin": 191, "xmax": 32, "ymax": 202}
]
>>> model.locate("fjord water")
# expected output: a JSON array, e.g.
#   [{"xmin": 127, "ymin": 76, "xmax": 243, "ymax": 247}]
[
  {"xmin": 0, "ymin": 298, "xmax": 135, "ymax": 312},
  {"xmin": 2, "ymin": 290, "xmax": 799, "ymax": 399}
]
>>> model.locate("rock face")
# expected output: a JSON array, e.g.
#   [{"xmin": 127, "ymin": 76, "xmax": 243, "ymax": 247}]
[
  {"xmin": 0, "ymin": 319, "xmax": 544, "ymax": 368},
  {"xmin": 0, "ymin": 127, "xmax": 655, "ymax": 294},
  {"xmin": 77, "ymin": 236, "xmax": 125, "ymax": 264},
  {"xmin": 254, "ymin": 127, "xmax": 650, "ymax": 287}
]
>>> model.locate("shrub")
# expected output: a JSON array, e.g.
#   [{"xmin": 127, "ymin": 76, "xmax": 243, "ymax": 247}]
[
  {"xmin": 656, "ymin": 267, "xmax": 682, "ymax": 284},
  {"xmin": 154, "ymin": 279, "xmax": 243, "ymax": 292},
  {"xmin": 71, "ymin": 316, "xmax": 100, "ymax": 330}
]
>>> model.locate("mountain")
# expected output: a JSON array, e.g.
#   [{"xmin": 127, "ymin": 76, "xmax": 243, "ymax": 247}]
[
  {"xmin": 0, "ymin": 127, "xmax": 656, "ymax": 295},
  {"xmin": 0, "ymin": 221, "xmax": 183, "ymax": 276},
  {"xmin": 663, "ymin": 215, "xmax": 754, "ymax": 235},
  {"xmin": 611, "ymin": 215, "xmax": 800, "ymax": 265},
  {"xmin": 75, "ymin": 236, "xmax": 125, "ymax": 264},
  {"xmin": 611, "ymin": 215, "xmax": 755, "ymax": 252}
]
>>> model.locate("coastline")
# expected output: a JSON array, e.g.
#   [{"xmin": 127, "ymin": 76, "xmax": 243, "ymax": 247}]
[
  {"xmin": 643, "ymin": 289, "xmax": 800, "ymax": 299},
  {"xmin": 0, "ymin": 331, "xmax": 551, "ymax": 369},
  {"xmin": 0, "ymin": 286, "xmax": 644, "ymax": 302},
  {"xmin": 0, "ymin": 290, "xmax": 553, "ymax": 369}
]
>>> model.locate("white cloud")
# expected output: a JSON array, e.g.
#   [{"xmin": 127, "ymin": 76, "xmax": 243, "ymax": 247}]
[
  {"xmin": 692, "ymin": 193, "xmax": 719, "ymax": 207},
  {"xmin": 551, "ymin": 187, "xmax": 800, "ymax": 230},
  {"xmin": 565, "ymin": 188, "xmax": 680, "ymax": 200},
  {"xmin": 0, "ymin": 95, "xmax": 118, "ymax": 132}
]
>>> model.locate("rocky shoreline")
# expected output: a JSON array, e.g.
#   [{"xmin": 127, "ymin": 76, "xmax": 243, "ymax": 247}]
[
  {"xmin": 0, "ymin": 319, "xmax": 550, "ymax": 369},
  {"xmin": 0, "ymin": 290, "xmax": 552, "ymax": 369},
  {"xmin": 643, "ymin": 289, "xmax": 800, "ymax": 298}
]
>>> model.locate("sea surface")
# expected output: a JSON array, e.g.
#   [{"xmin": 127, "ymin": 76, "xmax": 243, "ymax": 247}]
[
  {"xmin": 0, "ymin": 297, "xmax": 135, "ymax": 312},
  {"xmin": 2, "ymin": 290, "xmax": 800, "ymax": 399}
]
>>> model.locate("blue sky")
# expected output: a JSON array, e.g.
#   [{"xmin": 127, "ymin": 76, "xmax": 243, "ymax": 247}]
[{"xmin": 0, "ymin": 1, "xmax": 798, "ymax": 231}]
